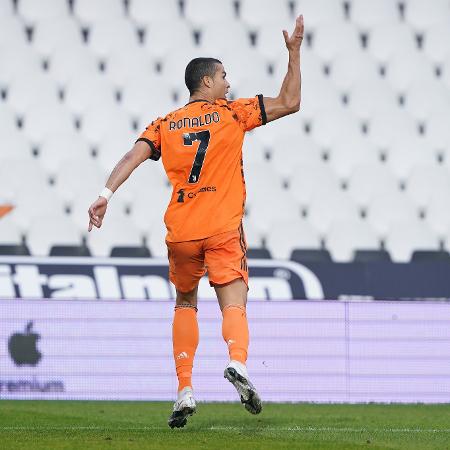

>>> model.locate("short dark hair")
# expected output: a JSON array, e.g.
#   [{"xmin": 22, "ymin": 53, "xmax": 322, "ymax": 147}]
[{"xmin": 185, "ymin": 57, "xmax": 222, "ymax": 95}]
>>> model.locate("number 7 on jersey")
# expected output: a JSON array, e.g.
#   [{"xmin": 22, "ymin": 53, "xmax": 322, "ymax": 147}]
[{"xmin": 183, "ymin": 130, "xmax": 211, "ymax": 183}]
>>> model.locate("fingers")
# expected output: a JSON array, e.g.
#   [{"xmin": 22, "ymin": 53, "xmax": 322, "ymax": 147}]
[
  {"xmin": 88, "ymin": 205, "xmax": 102, "ymax": 231},
  {"xmin": 282, "ymin": 29, "xmax": 289, "ymax": 42},
  {"xmin": 294, "ymin": 14, "xmax": 304, "ymax": 35}
]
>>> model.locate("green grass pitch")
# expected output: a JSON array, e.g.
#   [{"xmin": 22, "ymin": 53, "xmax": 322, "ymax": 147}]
[{"xmin": 1, "ymin": 401, "xmax": 450, "ymax": 449}]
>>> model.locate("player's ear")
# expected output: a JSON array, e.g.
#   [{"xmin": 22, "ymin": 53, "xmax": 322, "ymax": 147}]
[{"xmin": 202, "ymin": 75, "xmax": 213, "ymax": 89}]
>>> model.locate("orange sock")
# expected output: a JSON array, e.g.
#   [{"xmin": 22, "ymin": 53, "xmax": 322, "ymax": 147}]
[
  {"xmin": 172, "ymin": 306, "xmax": 199, "ymax": 392},
  {"xmin": 222, "ymin": 304, "xmax": 249, "ymax": 364}
]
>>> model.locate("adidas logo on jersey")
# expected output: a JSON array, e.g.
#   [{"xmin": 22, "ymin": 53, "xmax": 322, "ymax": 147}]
[
  {"xmin": 227, "ymin": 339, "xmax": 235, "ymax": 347},
  {"xmin": 176, "ymin": 352, "xmax": 189, "ymax": 360}
]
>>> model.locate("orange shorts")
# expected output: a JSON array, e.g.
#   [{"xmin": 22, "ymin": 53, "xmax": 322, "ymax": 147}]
[{"xmin": 166, "ymin": 226, "xmax": 248, "ymax": 293}]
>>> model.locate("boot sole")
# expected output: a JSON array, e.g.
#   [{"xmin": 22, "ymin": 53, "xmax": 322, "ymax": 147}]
[
  {"xmin": 168, "ymin": 406, "xmax": 196, "ymax": 429},
  {"xmin": 224, "ymin": 367, "xmax": 262, "ymax": 415}
]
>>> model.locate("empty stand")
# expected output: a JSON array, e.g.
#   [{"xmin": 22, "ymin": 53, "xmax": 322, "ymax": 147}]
[
  {"xmin": 385, "ymin": 220, "xmax": 439, "ymax": 262},
  {"xmin": 0, "ymin": 0, "xmax": 448, "ymax": 262},
  {"xmin": 326, "ymin": 218, "xmax": 380, "ymax": 262},
  {"xmin": 266, "ymin": 218, "xmax": 321, "ymax": 260}
]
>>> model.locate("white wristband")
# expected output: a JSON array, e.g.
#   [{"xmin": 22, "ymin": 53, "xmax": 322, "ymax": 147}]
[{"xmin": 99, "ymin": 187, "xmax": 113, "ymax": 202}]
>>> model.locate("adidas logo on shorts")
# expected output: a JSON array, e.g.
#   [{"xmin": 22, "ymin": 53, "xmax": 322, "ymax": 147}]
[{"xmin": 176, "ymin": 351, "xmax": 189, "ymax": 360}]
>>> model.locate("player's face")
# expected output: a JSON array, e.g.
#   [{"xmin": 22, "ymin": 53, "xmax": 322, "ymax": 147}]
[{"xmin": 212, "ymin": 64, "xmax": 230, "ymax": 99}]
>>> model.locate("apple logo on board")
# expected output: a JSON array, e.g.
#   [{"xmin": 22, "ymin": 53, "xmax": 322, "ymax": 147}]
[{"xmin": 8, "ymin": 321, "xmax": 42, "ymax": 366}]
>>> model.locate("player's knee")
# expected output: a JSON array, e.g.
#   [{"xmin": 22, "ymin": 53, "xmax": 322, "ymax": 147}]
[{"xmin": 175, "ymin": 288, "xmax": 198, "ymax": 307}]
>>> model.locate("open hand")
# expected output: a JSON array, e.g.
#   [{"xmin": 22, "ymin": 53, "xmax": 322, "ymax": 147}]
[
  {"xmin": 88, "ymin": 196, "xmax": 107, "ymax": 231},
  {"xmin": 283, "ymin": 14, "xmax": 304, "ymax": 52}
]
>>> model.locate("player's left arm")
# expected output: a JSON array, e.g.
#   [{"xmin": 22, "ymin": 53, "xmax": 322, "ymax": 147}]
[{"xmin": 262, "ymin": 15, "xmax": 303, "ymax": 123}]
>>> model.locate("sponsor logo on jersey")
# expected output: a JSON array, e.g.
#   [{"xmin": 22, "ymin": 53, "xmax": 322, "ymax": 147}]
[{"xmin": 188, "ymin": 186, "xmax": 217, "ymax": 199}]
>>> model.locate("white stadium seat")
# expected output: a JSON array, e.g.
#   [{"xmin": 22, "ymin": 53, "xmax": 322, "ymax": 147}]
[
  {"xmin": 308, "ymin": 187, "xmax": 360, "ymax": 234},
  {"xmin": 0, "ymin": 130, "xmax": 33, "ymax": 163},
  {"xmin": 326, "ymin": 218, "xmax": 380, "ymax": 262},
  {"xmin": 103, "ymin": 46, "xmax": 153, "ymax": 88},
  {"xmin": 26, "ymin": 215, "xmax": 82, "ymax": 256},
  {"xmin": 300, "ymin": 77, "xmax": 343, "ymax": 120},
  {"xmin": 73, "ymin": 0, "xmax": 126, "ymax": 26},
  {"xmin": 145, "ymin": 219, "xmax": 169, "ymax": 257},
  {"xmin": 405, "ymin": 0, "xmax": 450, "ymax": 31},
  {"xmin": 330, "ymin": 50, "xmax": 378, "ymax": 91},
  {"xmin": 244, "ymin": 162, "xmax": 284, "ymax": 197},
  {"xmin": 199, "ymin": 21, "xmax": 252, "ymax": 56},
  {"xmin": 347, "ymin": 163, "xmax": 400, "ymax": 207},
  {"xmin": 22, "ymin": 103, "xmax": 75, "ymax": 144},
  {"xmin": 0, "ymin": 16, "xmax": 28, "ymax": 50},
  {"xmin": 0, "ymin": 103, "xmax": 19, "ymax": 142},
  {"xmin": 327, "ymin": 135, "xmax": 379, "ymax": 179},
  {"xmin": 37, "ymin": 131, "xmax": 92, "ymax": 175},
  {"xmin": 96, "ymin": 128, "xmax": 138, "ymax": 173},
  {"xmin": 313, "ymin": 22, "xmax": 362, "ymax": 62},
  {"xmin": 31, "ymin": 18, "xmax": 84, "ymax": 59},
  {"xmin": 88, "ymin": 216, "xmax": 143, "ymax": 257},
  {"xmin": 368, "ymin": 108, "xmax": 417, "ymax": 149},
  {"xmin": 240, "ymin": 0, "xmax": 292, "ymax": 31},
  {"xmin": 184, "ymin": 0, "xmax": 236, "ymax": 27},
  {"xmin": 18, "ymin": 0, "xmax": 71, "ymax": 25},
  {"xmin": 386, "ymin": 220, "xmax": 440, "ymax": 262},
  {"xmin": 129, "ymin": 0, "xmax": 181, "ymax": 27},
  {"xmin": 242, "ymin": 216, "xmax": 264, "ymax": 248},
  {"xmin": 368, "ymin": 23, "xmax": 418, "ymax": 64},
  {"xmin": 406, "ymin": 164, "xmax": 450, "ymax": 209},
  {"xmin": 241, "ymin": 132, "xmax": 267, "ymax": 165},
  {"xmin": 121, "ymin": 75, "xmax": 176, "ymax": 119},
  {"xmin": 0, "ymin": 0, "xmax": 14, "ymax": 18},
  {"xmin": 118, "ymin": 158, "xmax": 168, "ymax": 204},
  {"xmin": 131, "ymin": 184, "xmax": 172, "ymax": 234},
  {"xmin": 405, "ymin": 80, "xmax": 450, "ymax": 121},
  {"xmin": 387, "ymin": 133, "xmax": 437, "ymax": 179},
  {"xmin": 64, "ymin": 73, "xmax": 116, "ymax": 114},
  {"xmin": 288, "ymin": 162, "xmax": 341, "ymax": 207},
  {"xmin": 48, "ymin": 42, "xmax": 99, "ymax": 85},
  {"xmin": 7, "ymin": 73, "xmax": 60, "ymax": 115},
  {"xmin": 348, "ymin": 76, "xmax": 397, "ymax": 121},
  {"xmin": 271, "ymin": 134, "xmax": 323, "ymax": 179},
  {"xmin": 266, "ymin": 218, "xmax": 321, "ymax": 259},
  {"xmin": 294, "ymin": 0, "xmax": 345, "ymax": 28},
  {"xmin": 423, "ymin": 23, "xmax": 450, "ymax": 64},
  {"xmin": 81, "ymin": 104, "xmax": 134, "ymax": 146},
  {"xmin": 350, "ymin": 0, "xmax": 401, "ymax": 30},
  {"xmin": 231, "ymin": 74, "xmax": 278, "ymax": 102},
  {"xmin": 247, "ymin": 190, "xmax": 300, "ymax": 235},
  {"xmin": 0, "ymin": 158, "xmax": 49, "ymax": 198},
  {"xmin": 386, "ymin": 50, "xmax": 435, "ymax": 91},
  {"xmin": 54, "ymin": 156, "xmax": 106, "ymax": 204},
  {"xmin": 88, "ymin": 19, "xmax": 140, "ymax": 59},
  {"xmin": 143, "ymin": 20, "xmax": 196, "ymax": 60},
  {"xmin": 310, "ymin": 108, "xmax": 361, "ymax": 149},
  {"xmin": 426, "ymin": 112, "xmax": 450, "ymax": 151},
  {"xmin": 427, "ymin": 191, "xmax": 450, "ymax": 237},
  {"xmin": 0, "ymin": 212, "xmax": 22, "ymax": 245},
  {"xmin": 10, "ymin": 183, "xmax": 65, "ymax": 231},
  {"xmin": 367, "ymin": 192, "xmax": 419, "ymax": 235}
]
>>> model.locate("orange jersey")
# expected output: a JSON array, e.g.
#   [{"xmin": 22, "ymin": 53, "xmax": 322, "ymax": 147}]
[{"xmin": 137, "ymin": 96, "xmax": 267, "ymax": 242}]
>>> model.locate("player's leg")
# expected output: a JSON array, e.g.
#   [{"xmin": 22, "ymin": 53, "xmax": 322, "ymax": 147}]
[
  {"xmin": 215, "ymin": 279, "xmax": 249, "ymax": 365},
  {"xmin": 166, "ymin": 240, "xmax": 205, "ymax": 428},
  {"xmin": 206, "ymin": 228, "xmax": 262, "ymax": 414},
  {"xmin": 173, "ymin": 287, "xmax": 199, "ymax": 393}
]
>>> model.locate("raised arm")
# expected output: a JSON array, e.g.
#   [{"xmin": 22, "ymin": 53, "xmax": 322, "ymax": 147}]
[
  {"xmin": 87, "ymin": 140, "xmax": 151, "ymax": 231},
  {"xmin": 263, "ymin": 15, "xmax": 303, "ymax": 123}
]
